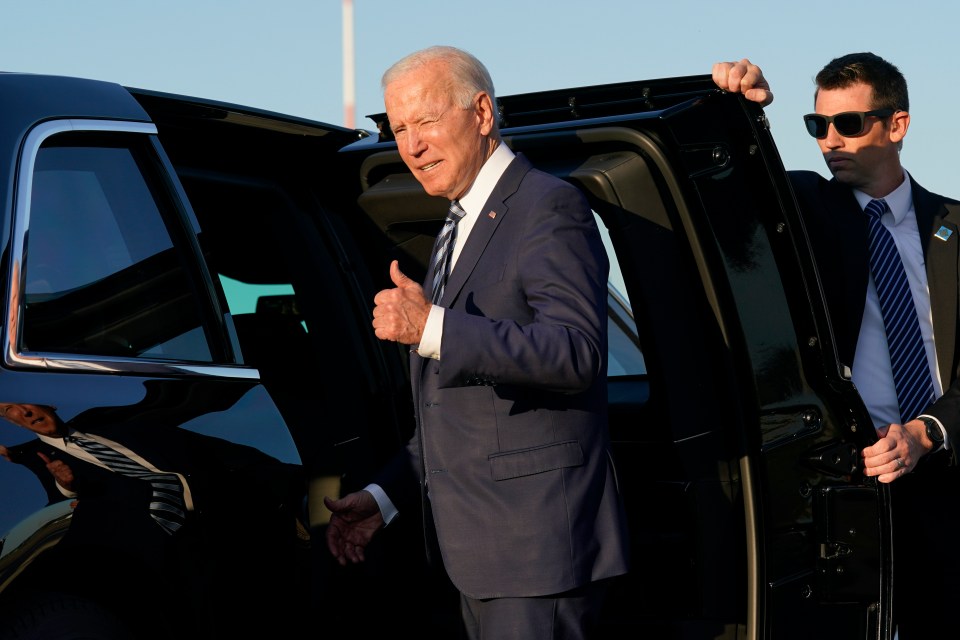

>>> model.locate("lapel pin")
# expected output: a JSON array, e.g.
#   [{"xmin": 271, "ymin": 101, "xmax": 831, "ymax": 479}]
[
  {"xmin": 488, "ymin": 211, "xmax": 497, "ymax": 219},
  {"xmin": 935, "ymin": 226, "xmax": 954, "ymax": 242}
]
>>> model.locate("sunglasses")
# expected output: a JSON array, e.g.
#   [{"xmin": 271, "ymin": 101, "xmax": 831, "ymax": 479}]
[{"xmin": 802, "ymin": 108, "xmax": 895, "ymax": 139}]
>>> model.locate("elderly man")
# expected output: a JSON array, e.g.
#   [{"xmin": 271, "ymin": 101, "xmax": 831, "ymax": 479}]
[{"xmin": 324, "ymin": 46, "xmax": 629, "ymax": 639}]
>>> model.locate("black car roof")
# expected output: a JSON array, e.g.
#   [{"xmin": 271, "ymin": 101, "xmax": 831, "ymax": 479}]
[{"xmin": 0, "ymin": 71, "xmax": 368, "ymax": 152}]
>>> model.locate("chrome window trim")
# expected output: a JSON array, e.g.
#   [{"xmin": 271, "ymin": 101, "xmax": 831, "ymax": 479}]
[{"xmin": 5, "ymin": 118, "xmax": 256, "ymax": 379}]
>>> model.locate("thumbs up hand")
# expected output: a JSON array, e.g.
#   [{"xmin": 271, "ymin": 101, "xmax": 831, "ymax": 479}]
[{"xmin": 372, "ymin": 260, "xmax": 432, "ymax": 344}]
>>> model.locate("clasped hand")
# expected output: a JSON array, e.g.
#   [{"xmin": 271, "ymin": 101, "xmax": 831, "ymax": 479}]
[{"xmin": 861, "ymin": 420, "xmax": 932, "ymax": 483}]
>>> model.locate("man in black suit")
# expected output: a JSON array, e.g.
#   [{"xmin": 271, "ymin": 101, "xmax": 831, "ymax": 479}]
[
  {"xmin": 323, "ymin": 46, "xmax": 629, "ymax": 639},
  {"xmin": 713, "ymin": 53, "xmax": 960, "ymax": 639}
]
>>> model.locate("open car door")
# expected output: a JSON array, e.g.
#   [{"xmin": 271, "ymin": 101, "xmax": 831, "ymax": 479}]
[{"xmin": 346, "ymin": 75, "xmax": 893, "ymax": 640}]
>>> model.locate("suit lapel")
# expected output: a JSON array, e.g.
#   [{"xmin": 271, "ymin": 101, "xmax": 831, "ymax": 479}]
[
  {"xmin": 437, "ymin": 154, "xmax": 531, "ymax": 307},
  {"xmin": 823, "ymin": 179, "xmax": 871, "ymax": 364},
  {"xmin": 913, "ymin": 177, "xmax": 960, "ymax": 387}
]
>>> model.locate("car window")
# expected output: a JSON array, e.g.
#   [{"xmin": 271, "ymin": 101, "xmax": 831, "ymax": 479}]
[
  {"xmin": 220, "ymin": 277, "xmax": 295, "ymax": 315},
  {"xmin": 18, "ymin": 131, "xmax": 213, "ymax": 362},
  {"xmin": 595, "ymin": 212, "xmax": 645, "ymax": 377}
]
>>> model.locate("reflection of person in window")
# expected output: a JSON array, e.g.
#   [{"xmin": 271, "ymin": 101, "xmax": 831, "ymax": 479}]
[
  {"xmin": 0, "ymin": 401, "xmax": 195, "ymax": 560},
  {"xmin": 0, "ymin": 400, "xmax": 306, "ymax": 635},
  {"xmin": 0, "ymin": 402, "xmax": 193, "ymax": 522},
  {"xmin": 0, "ymin": 399, "xmax": 304, "ymax": 550}
]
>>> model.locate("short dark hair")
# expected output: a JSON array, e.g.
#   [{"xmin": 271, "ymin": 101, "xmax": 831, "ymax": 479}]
[{"xmin": 814, "ymin": 52, "xmax": 909, "ymax": 112}]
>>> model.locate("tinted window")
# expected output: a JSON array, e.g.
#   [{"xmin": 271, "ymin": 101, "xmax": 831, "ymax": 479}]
[
  {"xmin": 596, "ymin": 213, "xmax": 645, "ymax": 377},
  {"xmin": 20, "ymin": 134, "xmax": 212, "ymax": 362}
]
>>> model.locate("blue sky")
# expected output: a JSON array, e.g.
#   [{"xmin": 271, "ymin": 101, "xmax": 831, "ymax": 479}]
[{"xmin": 2, "ymin": 1, "xmax": 958, "ymax": 197}]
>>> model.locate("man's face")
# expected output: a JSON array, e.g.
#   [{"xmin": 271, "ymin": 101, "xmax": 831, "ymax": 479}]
[
  {"xmin": 385, "ymin": 60, "xmax": 494, "ymax": 201},
  {"xmin": 0, "ymin": 403, "xmax": 62, "ymax": 436},
  {"xmin": 813, "ymin": 82, "xmax": 906, "ymax": 192}
]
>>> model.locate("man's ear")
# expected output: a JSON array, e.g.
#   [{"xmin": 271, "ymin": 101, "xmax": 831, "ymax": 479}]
[
  {"xmin": 475, "ymin": 91, "xmax": 496, "ymax": 136},
  {"xmin": 890, "ymin": 110, "xmax": 910, "ymax": 143}
]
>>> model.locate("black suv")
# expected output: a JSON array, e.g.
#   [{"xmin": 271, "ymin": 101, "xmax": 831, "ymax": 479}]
[{"xmin": 0, "ymin": 71, "xmax": 890, "ymax": 639}]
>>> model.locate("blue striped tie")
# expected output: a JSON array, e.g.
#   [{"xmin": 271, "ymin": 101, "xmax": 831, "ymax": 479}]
[
  {"xmin": 864, "ymin": 198, "xmax": 935, "ymax": 423},
  {"xmin": 430, "ymin": 200, "xmax": 466, "ymax": 304},
  {"xmin": 67, "ymin": 434, "xmax": 186, "ymax": 535}
]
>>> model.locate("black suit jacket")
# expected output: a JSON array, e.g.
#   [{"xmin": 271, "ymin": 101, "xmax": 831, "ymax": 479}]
[{"xmin": 791, "ymin": 170, "xmax": 960, "ymax": 459}]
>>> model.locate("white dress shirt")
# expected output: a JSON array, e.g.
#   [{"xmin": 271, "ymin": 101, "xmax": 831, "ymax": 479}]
[
  {"xmin": 416, "ymin": 142, "xmax": 516, "ymax": 360},
  {"xmin": 850, "ymin": 169, "xmax": 946, "ymax": 441}
]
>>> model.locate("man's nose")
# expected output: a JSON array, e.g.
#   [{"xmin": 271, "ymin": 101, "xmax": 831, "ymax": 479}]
[
  {"xmin": 822, "ymin": 124, "xmax": 844, "ymax": 148},
  {"xmin": 403, "ymin": 129, "xmax": 426, "ymax": 156}
]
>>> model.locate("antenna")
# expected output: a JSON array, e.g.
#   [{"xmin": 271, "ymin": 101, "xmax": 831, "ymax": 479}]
[{"xmin": 342, "ymin": 0, "xmax": 355, "ymax": 129}]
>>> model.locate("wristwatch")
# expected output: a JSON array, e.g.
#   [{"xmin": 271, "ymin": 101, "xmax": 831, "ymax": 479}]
[{"xmin": 920, "ymin": 416, "xmax": 945, "ymax": 452}]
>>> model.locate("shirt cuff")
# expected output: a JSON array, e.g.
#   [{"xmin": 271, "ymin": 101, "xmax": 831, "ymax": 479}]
[
  {"xmin": 364, "ymin": 483, "xmax": 399, "ymax": 526},
  {"xmin": 56, "ymin": 483, "xmax": 78, "ymax": 498}
]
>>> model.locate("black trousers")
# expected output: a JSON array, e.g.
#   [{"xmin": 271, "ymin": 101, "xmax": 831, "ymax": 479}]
[{"xmin": 890, "ymin": 455, "xmax": 960, "ymax": 640}]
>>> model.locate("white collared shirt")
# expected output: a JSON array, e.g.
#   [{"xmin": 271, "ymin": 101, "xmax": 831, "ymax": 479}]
[
  {"xmin": 416, "ymin": 142, "xmax": 516, "ymax": 360},
  {"xmin": 851, "ymin": 169, "xmax": 944, "ymax": 431}
]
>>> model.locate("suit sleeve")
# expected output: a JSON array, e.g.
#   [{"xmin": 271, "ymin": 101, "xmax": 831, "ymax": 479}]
[{"xmin": 928, "ymin": 385, "xmax": 960, "ymax": 465}]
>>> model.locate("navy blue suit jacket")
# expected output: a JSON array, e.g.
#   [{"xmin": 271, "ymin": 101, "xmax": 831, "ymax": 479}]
[{"xmin": 379, "ymin": 153, "xmax": 630, "ymax": 599}]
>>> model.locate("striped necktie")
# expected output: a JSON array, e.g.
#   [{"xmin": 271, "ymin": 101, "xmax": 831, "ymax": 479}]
[
  {"xmin": 66, "ymin": 434, "xmax": 186, "ymax": 535},
  {"xmin": 430, "ymin": 200, "xmax": 466, "ymax": 304},
  {"xmin": 864, "ymin": 198, "xmax": 935, "ymax": 423}
]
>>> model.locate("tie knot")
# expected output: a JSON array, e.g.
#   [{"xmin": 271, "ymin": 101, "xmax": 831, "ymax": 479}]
[
  {"xmin": 865, "ymin": 198, "xmax": 888, "ymax": 220},
  {"xmin": 447, "ymin": 200, "xmax": 466, "ymax": 223}
]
